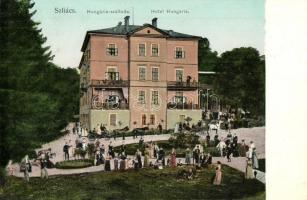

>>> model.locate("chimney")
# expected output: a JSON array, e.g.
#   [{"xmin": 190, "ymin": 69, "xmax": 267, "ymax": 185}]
[
  {"xmin": 124, "ymin": 16, "xmax": 130, "ymax": 31},
  {"xmin": 152, "ymin": 17, "xmax": 157, "ymax": 27}
]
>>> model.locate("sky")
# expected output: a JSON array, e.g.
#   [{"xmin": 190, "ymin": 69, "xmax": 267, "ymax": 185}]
[{"xmin": 32, "ymin": 0, "xmax": 264, "ymax": 68}]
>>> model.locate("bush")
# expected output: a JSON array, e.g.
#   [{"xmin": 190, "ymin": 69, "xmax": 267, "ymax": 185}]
[
  {"xmin": 74, "ymin": 148, "xmax": 87, "ymax": 159},
  {"xmin": 55, "ymin": 159, "xmax": 93, "ymax": 169},
  {"xmin": 168, "ymin": 133, "xmax": 200, "ymax": 149}
]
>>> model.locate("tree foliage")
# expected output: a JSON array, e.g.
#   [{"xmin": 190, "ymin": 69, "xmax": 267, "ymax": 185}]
[
  {"xmin": 198, "ymin": 38, "xmax": 218, "ymax": 84},
  {"xmin": 0, "ymin": 0, "xmax": 79, "ymax": 172},
  {"xmin": 213, "ymin": 47, "xmax": 265, "ymax": 116}
]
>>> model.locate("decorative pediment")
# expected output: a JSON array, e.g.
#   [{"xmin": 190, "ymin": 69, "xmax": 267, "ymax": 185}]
[{"xmin": 130, "ymin": 24, "xmax": 169, "ymax": 37}]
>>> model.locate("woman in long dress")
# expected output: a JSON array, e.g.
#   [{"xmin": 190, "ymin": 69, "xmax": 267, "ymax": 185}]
[
  {"xmin": 213, "ymin": 161, "xmax": 222, "ymax": 185},
  {"xmin": 144, "ymin": 151, "xmax": 149, "ymax": 168},
  {"xmin": 252, "ymin": 149, "xmax": 259, "ymax": 169},
  {"xmin": 245, "ymin": 158, "xmax": 254, "ymax": 179},
  {"xmin": 170, "ymin": 148, "xmax": 177, "ymax": 167}
]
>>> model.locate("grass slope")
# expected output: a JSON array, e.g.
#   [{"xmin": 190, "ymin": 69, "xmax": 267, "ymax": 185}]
[{"xmin": 0, "ymin": 165, "xmax": 265, "ymax": 200}]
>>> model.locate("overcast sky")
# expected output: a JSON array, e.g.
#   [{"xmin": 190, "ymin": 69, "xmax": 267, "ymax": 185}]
[{"xmin": 32, "ymin": 0, "xmax": 264, "ymax": 68}]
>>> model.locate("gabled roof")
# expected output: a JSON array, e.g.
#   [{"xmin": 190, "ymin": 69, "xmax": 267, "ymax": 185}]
[{"xmin": 81, "ymin": 24, "xmax": 201, "ymax": 51}]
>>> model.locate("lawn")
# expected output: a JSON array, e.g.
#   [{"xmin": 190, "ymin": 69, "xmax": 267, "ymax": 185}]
[{"xmin": 0, "ymin": 165, "xmax": 265, "ymax": 200}]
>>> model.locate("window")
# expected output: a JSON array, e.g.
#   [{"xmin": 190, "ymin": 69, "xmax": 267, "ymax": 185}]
[
  {"xmin": 175, "ymin": 47, "xmax": 185, "ymax": 59},
  {"xmin": 152, "ymin": 67, "xmax": 159, "ymax": 81},
  {"xmin": 179, "ymin": 115, "xmax": 185, "ymax": 123},
  {"xmin": 151, "ymin": 44, "xmax": 159, "ymax": 57},
  {"xmin": 106, "ymin": 44, "xmax": 118, "ymax": 56},
  {"xmin": 142, "ymin": 114, "xmax": 147, "ymax": 125},
  {"xmin": 175, "ymin": 69, "xmax": 183, "ymax": 82},
  {"xmin": 152, "ymin": 90, "xmax": 159, "ymax": 105},
  {"xmin": 138, "ymin": 90, "xmax": 145, "ymax": 104},
  {"xmin": 109, "ymin": 114, "xmax": 117, "ymax": 126},
  {"xmin": 150, "ymin": 114, "xmax": 155, "ymax": 125},
  {"xmin": 139, "ymin": 66, "xmax": 146, "ymax": 80},
  {"xmin": 106, "ymin": 67, "xmax": 119, "ymax": 80},
  {"xmin": 175, "ymin": 91, "xmax": 184, "ymax": 103},
  {"xmin": 138, "ymin": 44, "xmax": 146, "ymax": 56}
]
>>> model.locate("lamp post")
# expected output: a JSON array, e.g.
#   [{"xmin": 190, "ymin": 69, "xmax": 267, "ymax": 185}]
[{"xmin": 206, "ymin": 89, "xmax": 210, "ymax": 112}]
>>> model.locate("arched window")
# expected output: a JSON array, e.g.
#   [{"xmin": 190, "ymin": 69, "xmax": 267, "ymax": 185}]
[{"xmin": 142, "ymin": 114, "xmax": 147, "ymax": 125}]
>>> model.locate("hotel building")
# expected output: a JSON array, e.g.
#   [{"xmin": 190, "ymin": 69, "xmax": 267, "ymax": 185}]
[{"xmin": 79, "ymin": 16, "xmax": 211, "ymax": 131}]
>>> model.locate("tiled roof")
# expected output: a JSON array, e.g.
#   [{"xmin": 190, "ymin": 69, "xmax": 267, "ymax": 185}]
[
  {"xmin": 81, "ymin": 24, "xmax": 201, "ymax": 51},
  {"xmin": 88, "ymin": 24, "xmax": 200, "ymax": 38}
]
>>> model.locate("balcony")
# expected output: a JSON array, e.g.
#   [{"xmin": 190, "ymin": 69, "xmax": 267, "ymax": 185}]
[
  {"xmin": 167, "ymin": 81, "xmax": 198, "ymax": 91},
  {"xmin": 167, "ymin": 102, "xmax": 200, "ymax": 110},
  {"xmin": 92, "ymin": 101, "xmax": 129, "ymax": 110},
  {"xmin": 167, "ymin": 81, "xmax": 213, "ymax": 91},
  {"xmin": 91, "ymin": 79, "xmax": 129, "ymax": 88}
]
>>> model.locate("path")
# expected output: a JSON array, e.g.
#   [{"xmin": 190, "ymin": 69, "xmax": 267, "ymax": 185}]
[{"xmin": 7, "ymin": 125, "xmax": 265, "ymax": 184}]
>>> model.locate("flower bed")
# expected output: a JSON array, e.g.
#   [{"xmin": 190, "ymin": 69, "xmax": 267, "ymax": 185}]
[{"xmin": 55, "ymin": 159, "xmax": 93, "ymax": 169}]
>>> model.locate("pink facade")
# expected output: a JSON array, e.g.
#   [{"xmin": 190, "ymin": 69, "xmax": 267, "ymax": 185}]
[{"xmin": 79, "ymin": 17, "xmax": 204, "ymax": 131}]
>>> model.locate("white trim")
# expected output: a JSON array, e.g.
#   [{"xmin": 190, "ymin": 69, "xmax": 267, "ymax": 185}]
[
  {"xmin": 109, "ymin": 113, "xmax": 117, "ymax": 126},
  {"xmin": 137, "ymin": 89, "xmax": 146, "ymax": 104},
  {"xmin": 138, "ymin": 66, "xmax": 147, "ymax": 80},
  {"xmin": 151, "ymin": 66, "xmax": 159, "ymax": 81},
  {"xmin": 151, "ymin": 90, "xmax": 159, "ymax": 105},
  {"xmin": 107, "ymin": 66, "xmax": 118, "ymax": 72},
  {"xmin": 151, "ymin": 43, "xmax": 159, "ymax": 57},
  {"xmin": 138, "ymin": 43, "xmax": 146, "ymax": 56},
  {"xmin": 198, "ymin": 71, "xmax": 216, "ymax": 74},
  {"xmin": 175, "ymin": 68, "xmax": 184, "ymax": 81},
  {"xmin": 174, "ymin": 46, "xmax": 185, "ymax": 59},
  {"xmin": 107, "ymin": 43, "xmax": 117, "ymax": 48}
]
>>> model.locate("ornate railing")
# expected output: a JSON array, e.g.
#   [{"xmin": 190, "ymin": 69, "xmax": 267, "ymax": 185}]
[
  {"xmin": 167, "ymin": 102, "xmax": 200, "ymax": 109},
  {"xmin": 92, "ymin": 102, "xmax": 129, "ymax": 110},
  {"xmin": 90, "ymin": 79, "xmax": 129, "ymax": 87},
  {"xmin": 167, "ymin": 81, "xmax": 213, "ymax": 90}
]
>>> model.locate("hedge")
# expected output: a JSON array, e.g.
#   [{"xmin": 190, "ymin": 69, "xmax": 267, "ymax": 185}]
[{"xmin": 55, "ymin": 159, "xmax": 93, "ymax": 169}]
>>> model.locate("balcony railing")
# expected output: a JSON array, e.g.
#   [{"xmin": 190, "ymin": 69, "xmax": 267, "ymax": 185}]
[
  {"xmin": 90, "ymin": 79, "xmax": 129, "ymax": 88},
  {"xmin": 167, "ymin": 81, "xmax": 198, "ymax": 90},
  {"xmin": 92, "ymin": 102, "xmax": 129, "ymax": 110},
  {"xmin": 167, "ymin": 81, "xmax": 213, "ymax": 90},
  {"xmin": 167, "ymin": 102, "xmax": 200, "ymax": 109}
]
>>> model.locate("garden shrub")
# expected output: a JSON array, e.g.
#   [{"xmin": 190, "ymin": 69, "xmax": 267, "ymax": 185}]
[{"xmin": 55, "ymin": 159, "xmax": 93, "ymax": 169}]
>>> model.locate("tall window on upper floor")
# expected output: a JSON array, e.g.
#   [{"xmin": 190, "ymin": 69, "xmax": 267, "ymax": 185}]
[
  {"xmin": 175, "ymin": 47, "xmax": 185, "ymax": 59},
  {"xmin": 138, "ymin": 43, "xmax": 146, "ymax": 56},
  {"xmin": 138, "ymin": 90, "xmax": 146, "ymax": 104},
  {"xmin": 151, "ymin": 90, "xmax": 159, "ymax": 105},
  {"xmin": 175, "ymin": 69, "xmax": 183, "ymax": 82},
  {"xmin": 151, "ymin": 44, "xmax": 159, "ymax": 57},
  {"xmin": 106, "ymin": 43, "xmax": 118, "ymax": 56},
  {"xmin": 106, "ymin": 67, "xmax": 119, "ymax": 80},
  {"xmin": 152, "ymin": 67, "xmax": 159, "ymax": 81},
  {"xmin": 139, "ymin": 66, "xmax": 146, "ymax": 80}
]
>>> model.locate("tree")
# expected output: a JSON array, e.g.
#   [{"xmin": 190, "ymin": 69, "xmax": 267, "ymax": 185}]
[
  {"xmin": 198, "ymin": 38, "xmax": 218, "ymax": 84},
  {"xmin": 0, "ymin": 0, "xmax": 79, "ymax": 184},
  {"xmin": 213, "ymin": 47, "xmax": 265, "ymax": 117}
]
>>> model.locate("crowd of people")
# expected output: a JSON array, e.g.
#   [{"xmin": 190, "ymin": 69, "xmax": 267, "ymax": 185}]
[{"xmin": 16, "ymin": 121, "xmax": 261, "ymax": 185}]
